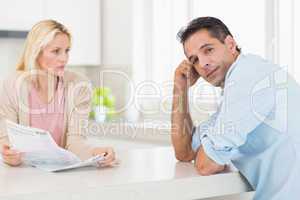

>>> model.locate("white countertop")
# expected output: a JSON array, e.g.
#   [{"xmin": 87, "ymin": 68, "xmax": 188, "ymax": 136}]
[{"xmin": 0, "ymin": 146, "xmax": 252, "ymax": 200}]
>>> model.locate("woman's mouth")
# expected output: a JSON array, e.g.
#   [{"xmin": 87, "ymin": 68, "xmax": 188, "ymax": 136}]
[{"xmin": 56, "ymin": 66, "xmax": 65, "ymax": 69}]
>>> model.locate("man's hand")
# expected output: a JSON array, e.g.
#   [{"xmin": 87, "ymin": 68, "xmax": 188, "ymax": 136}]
[
  {"xmin": 174, "ymin": 60, "xmax": 200, "ymax": 91},
  {"xmin": 195, "ymin": 146, "xmax": 225, "ymax": 176}
]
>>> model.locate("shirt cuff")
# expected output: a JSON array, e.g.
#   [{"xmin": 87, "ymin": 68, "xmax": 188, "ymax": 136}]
[
  {"xmin": 191, "ymin": 126, "xmax": 201, "ymax": 151},
  {"xmin": 201, "ymin": 136, "xmax": 232, "ymax": 165}
]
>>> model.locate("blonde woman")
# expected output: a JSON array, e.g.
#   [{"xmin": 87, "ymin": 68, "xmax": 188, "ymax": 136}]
[{"xmin": 0, "ymin": 20, "xmax": 115, "ymax": 167}]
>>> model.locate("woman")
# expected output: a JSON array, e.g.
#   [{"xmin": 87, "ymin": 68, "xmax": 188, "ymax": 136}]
[{"xmin": 0, "ymin": 20, "xmax": 115, "ymax": 167}]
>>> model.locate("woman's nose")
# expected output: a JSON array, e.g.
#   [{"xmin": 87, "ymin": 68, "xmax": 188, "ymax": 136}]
[{"xmin": 59, "ymin": 54, "xmax": 68, "ymax": 63}]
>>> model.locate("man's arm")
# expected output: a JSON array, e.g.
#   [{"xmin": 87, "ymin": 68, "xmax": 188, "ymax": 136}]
[
  {"xmin": 194, "ymin": 146, "xmax": 226, "ymax": 175},
  {"xmin": 171, "ymin": 60, "xmax": 199, "ymax": 162},
  {"xmin": 171, "ymin": 89, "xmax": 225, "ymax": 173},
  {"xmin": 171, "ymin": 85, "xmax": 195, "ymax": 161},
  {"xmin": 171, "ymin": 60, "xmax": 225, "ymax": 174}
]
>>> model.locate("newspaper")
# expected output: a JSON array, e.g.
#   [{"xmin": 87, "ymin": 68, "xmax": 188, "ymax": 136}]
[{"xmin": 5, "ymin": 120, "xmax": 105, "ymax": 172}]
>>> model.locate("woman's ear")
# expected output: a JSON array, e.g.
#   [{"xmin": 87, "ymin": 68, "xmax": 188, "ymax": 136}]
[{"xmin": 224, "ymin": 35, "xmax": 237, "ymax": 54}]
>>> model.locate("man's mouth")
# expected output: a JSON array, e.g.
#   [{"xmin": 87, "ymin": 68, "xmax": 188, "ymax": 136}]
[{"xmin": 206, "ymin": 67, "xmax": 218, "ymax": 78}]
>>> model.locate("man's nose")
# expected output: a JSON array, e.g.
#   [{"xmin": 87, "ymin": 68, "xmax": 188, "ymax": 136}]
[
  {"xmin": 199, "ymin": 60, "xmax": 211, "ymax": 70},
  {"xmin": 197, "ymin": 56, "xmax": 210, "ymax": 69},
  {"xmin": 202, "ymin": 63, "xmax": 210, "ymax": 69}
]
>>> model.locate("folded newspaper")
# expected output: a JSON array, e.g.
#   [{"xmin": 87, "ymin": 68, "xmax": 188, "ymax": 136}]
[{"xmin": 5, "ymin": 120, "xmax": 105, "ymax": 172}]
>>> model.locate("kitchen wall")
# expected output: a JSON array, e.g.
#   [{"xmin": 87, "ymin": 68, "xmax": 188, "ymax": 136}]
[
  {"xmin": 0, "ymin": 0, "xmax": 134, "ymax": 118},
  {"xmin": 0, "ymin": 0, "xmax": 213, "ymax": 124},
  {"xmin": 101, "ymin": 0, "xmax": 133, "ymax": 66},
  {"xmin": 77, "ymin": 0, "xmax": 134, "ymax": 119},
  {"xmin": 0, "ymin": 38, "xmax": 24, "ymax": 80}
]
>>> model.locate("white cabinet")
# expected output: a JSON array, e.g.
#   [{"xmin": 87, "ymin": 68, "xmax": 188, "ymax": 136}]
[
  {"xmin": 0, "ymin": 0, "xmax": 44, "ymax": 30},
  {"xmin": 0, "ymin": 0, "xmax": 101, "ymax": 66},
  {"xmin": 44, "ymin": 0, "xmax": 101, "ymax": 65}
]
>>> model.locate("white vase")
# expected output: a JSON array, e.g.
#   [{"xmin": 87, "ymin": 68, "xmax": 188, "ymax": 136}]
[{"xmin": 94, "ymin": 105, "xmax": 107, "ymax": 123}]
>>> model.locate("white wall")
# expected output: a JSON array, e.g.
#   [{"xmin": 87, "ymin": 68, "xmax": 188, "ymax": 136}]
[
  {"xmin": 101, "ymin": 0, "xmax": 133, "ymax": 66},
  {"xmin": 0, "ymin": 38, "xmax": 24, "ymax": 81}
]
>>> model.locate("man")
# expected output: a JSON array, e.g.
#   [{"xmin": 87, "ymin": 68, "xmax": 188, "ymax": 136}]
[{"xmin": 171, "ymin": 16, "xmax": 300, "ymax": 200}]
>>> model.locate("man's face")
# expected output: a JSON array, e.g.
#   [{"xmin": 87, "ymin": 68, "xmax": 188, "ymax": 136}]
[{"xmin": 183, "ymin": 29, "xmax": 238, "ymax": 87}]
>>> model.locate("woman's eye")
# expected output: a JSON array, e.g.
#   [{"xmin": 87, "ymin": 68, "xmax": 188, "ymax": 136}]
[{"xmin": 52, "ymin": 49, "xmax": 60, "ymax": 54}]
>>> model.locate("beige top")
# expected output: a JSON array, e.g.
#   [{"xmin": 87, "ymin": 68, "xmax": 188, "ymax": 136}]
[{"xmin": 0, "ymin": 70, "xmax": 94, "ymax": 159}]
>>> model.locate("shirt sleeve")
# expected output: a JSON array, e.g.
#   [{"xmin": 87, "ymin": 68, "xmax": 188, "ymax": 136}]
[
  {"xmin": 191, "ymin": 112, "xmax": 218, "ymax": 152},
  {"xmin": 193, "ymin": 59, "xmax": 277, "ymax": 165}
]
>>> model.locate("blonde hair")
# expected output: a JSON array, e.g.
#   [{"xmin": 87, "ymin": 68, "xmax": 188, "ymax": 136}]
[{"xmin": 16, "ymin": 20, "xmax": 71, "ymax": 71}]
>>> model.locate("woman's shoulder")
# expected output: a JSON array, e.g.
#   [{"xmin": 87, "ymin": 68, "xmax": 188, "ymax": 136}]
[
  {"xmin": 63, "ymin": 70, "xmax": 91, "ymax": 84},
  {"xmin": 0, "ymin": 71, "xmax": 28, "ymax": 104},
  {"xmin": 1, "ymin": 70, "xmax": 29, "ymax": 88}
]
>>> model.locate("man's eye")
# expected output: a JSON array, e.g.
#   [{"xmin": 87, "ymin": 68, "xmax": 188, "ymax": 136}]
[
  {"xmin": 206, "ymin": 48, "xmax": 213, "ymax": 54},
  {"xmin": 193, "ymin": 58, "xmax": 199, "ymax": 65},
  {"xmin": 190, "ymin": 57, "xmax": 198, "ymax": 65}
]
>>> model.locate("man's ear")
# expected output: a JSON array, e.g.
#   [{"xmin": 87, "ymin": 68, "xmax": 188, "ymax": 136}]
[{"xmin": 224, "ymin": 35, "xmax": 237, "ymax": 54}]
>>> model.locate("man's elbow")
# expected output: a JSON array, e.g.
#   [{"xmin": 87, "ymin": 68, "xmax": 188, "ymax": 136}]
[
  {"xmin": 195, "ymin": 163, "xmax": 214, "ymax": 176},
  {"xmin": 195, "ymin": 162, "xmax": 225, "ymax": 176},
  {"xmin": 175, "ymin": 151, "xmax": 194, "ymax": 162}
]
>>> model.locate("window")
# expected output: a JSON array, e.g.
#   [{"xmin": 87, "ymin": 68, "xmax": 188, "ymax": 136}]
[{"xmin": 132, "ymin": 0, "xmax": 299, "ymax": 120}]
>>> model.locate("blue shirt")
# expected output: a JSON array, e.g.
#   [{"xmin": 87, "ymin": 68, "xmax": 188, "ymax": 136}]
[{"xmin": 192, "ymin": 54, "xmax": 300, "ymax": 200}]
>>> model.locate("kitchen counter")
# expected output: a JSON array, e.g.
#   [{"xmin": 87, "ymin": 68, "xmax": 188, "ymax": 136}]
[{"xmin": 0, "ymin": 145, "xmax": 253, "ymax": 200}]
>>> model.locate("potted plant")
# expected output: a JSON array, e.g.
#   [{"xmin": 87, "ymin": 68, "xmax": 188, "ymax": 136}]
[{"xmin": 90, "ymin": 87, "xmax": 116, "ymax": 122}]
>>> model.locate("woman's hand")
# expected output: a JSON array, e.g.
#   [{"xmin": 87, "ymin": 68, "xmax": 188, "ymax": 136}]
[
  {"xmin": 1, "ymin": 144, "xmax": 23, "ymax": 166},
  {"xmin": 91, "ymin": 147, "xmax": 116, "ymax": 167}
]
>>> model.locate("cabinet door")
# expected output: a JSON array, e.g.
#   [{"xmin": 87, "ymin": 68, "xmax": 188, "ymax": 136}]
[
  {"xmin": 45, "ymin": 0, "xmax": 101, "ymax": 65},
  {"xmin": 0, "ymin": 0, "xmax": 44, "ymax": 30}
]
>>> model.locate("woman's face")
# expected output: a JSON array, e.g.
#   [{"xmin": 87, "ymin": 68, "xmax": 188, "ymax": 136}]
[{"xmin": 37, "ymin": 33, "xmax": 70, "ymax": 77}]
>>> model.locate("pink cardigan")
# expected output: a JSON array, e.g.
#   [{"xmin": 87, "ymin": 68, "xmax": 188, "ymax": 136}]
[{"xmin": 0, "ymin": 70, "xmax": 94, "ymax": 159}]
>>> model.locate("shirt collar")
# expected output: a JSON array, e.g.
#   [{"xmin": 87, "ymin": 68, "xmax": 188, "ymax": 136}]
[
  {"xmin": 225, "ymin": 53, "xmax": 243, "ymax": 82},
  {"xmin": 220, "ymin": 53, "xmax": 243, "ymax": 96}
]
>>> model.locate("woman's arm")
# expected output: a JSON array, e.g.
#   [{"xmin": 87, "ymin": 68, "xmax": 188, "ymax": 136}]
[
  {"xmin": 0, "ymin": 76, "xmax": 23, "ymax": 166},
  {"xmin": 64, "ymin": 78, "xmax": 116, "ymax": 165},
  {"xmin": 64, "ymin": 79, "xmax": 94, "ymax": 159},
  {"xmin": 0, "ymin": 77, "xmax": 19, "ymax": 147}
]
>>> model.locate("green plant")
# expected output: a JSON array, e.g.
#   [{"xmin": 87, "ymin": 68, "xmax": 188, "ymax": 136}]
[{"xmin": 90, "ymin": 87, "xmax": 116, "ymax": 120}]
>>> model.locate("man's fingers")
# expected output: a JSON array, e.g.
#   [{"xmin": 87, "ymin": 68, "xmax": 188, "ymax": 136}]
[
  {"xmin": 181, "ymin": 59, "xmax": 193, "ymax": 66},
  {"xmin": 190, "ymin": 65, "xmax": 199, "ymax": 75},
  {"xmin": 180, "ymin": 65, "xmax": 192, "ymax": 77}
]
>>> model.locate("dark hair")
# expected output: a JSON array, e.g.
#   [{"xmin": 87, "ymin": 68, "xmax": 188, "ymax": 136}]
[{"xmin": 177, "ymin": 16, "xmax": 241, "ymax": 52}]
